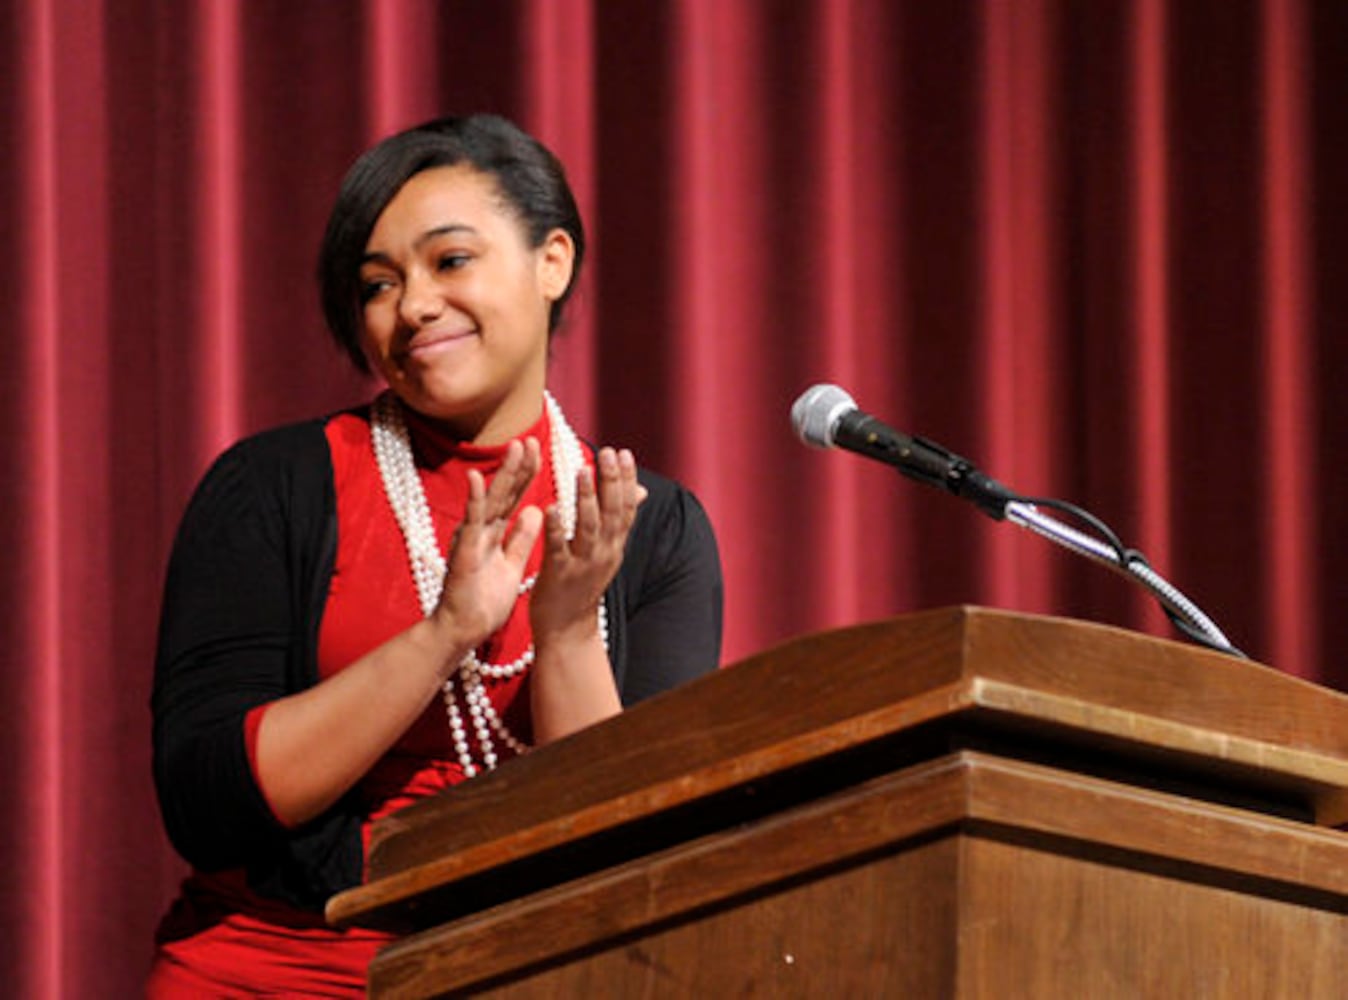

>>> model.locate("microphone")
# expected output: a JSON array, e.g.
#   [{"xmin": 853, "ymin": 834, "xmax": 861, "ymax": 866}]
[
  {"xmin": 791, "ymin": 383, "xmax": 1014, "ymax": 519},
  {"xmin": 791, "ymin": 383, "xmax": 1246, "ymax": 656}
]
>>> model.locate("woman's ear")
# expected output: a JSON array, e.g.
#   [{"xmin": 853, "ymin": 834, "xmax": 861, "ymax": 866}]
[{"xmin": 537, "ymin": 229, "xmax": 576, "ymax": 302}]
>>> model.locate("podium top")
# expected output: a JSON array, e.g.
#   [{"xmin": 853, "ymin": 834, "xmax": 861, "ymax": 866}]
[{"xmin": 327, "ymin": 605, "xmax": 1348, "ymax": 930}]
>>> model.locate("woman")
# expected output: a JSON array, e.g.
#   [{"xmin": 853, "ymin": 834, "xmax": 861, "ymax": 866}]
[{"xmin": 148, "ymin": 114, "xmax": 723, "ymax": 995}]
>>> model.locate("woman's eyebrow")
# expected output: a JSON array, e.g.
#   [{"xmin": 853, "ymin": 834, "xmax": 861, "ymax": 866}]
[{"xmin": 362, "ymin": 224, "xmax": 479, "ymax": 265}]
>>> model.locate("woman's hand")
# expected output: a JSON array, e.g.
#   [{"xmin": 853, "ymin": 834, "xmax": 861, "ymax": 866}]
[
  {"xmin": 252, "ymin": 436, "xmax": 546, "ymax": 827},
  {"xmin": 530, "ymin": 447, "xmax": 645, "ymax": 645},
  {"xmin": 431, "ymin": 437, "xmax": 544, "ymax": 657}
]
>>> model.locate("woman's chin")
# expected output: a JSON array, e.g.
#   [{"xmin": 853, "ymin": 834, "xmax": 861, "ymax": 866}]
[{"xmin": 382, "ymin": 361, "xmax": 474, "ymax": 406}]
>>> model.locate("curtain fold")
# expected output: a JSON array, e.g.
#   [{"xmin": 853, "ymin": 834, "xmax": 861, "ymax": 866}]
[
  {"xmin": 4, "ymin": 0, "xmax": 1343, "ymax": 992},
  {"xmin": 1260, "ymin": 0, "xmax": 1316, "ymax": 675}
]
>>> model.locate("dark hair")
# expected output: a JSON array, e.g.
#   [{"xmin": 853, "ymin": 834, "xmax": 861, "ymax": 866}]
[{"xmin": 317, "ymin": 114, "xmax": 586, "ymax": 372}]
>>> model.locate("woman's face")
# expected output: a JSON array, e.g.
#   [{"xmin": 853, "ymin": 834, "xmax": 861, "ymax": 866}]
[{"xmin": 358, "ymin": 164, "xmax": 574, "ymax": 443}]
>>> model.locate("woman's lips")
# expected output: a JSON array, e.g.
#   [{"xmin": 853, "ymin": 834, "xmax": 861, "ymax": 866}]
[{"xmin": 405, "ymin": 328, "xmax": 476, "ymax": 359}]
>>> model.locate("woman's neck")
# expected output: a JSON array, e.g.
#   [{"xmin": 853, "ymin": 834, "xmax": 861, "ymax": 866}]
[{"xmin": 399, "ymin": 390, "xmax": 546, "ymax": 448}]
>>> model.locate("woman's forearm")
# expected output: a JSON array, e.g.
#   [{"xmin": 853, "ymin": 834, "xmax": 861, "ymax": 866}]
[
  {"xmin": 529, "ymin": 618, "xmax": 622, "ymax": 745},
  {"xmin": 253, "ymin": 615, "xmax": 467, "ymax": 827}
]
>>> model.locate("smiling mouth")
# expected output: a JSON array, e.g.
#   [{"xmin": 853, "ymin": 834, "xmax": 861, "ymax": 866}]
[{"xmin": 404, "ymin": 328, "xmax": 476, "ymax": 358}]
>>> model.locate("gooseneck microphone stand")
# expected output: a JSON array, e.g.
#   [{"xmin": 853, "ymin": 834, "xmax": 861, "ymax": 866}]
[{"xmin": 1001, "ymin": 497, "xmax": 1244, "ymax": 658}]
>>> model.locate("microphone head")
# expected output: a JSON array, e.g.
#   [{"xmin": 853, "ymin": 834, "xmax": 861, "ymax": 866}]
[{"xmin": 791, "ymin": 383, "xmax": 858, "ymax": 448}]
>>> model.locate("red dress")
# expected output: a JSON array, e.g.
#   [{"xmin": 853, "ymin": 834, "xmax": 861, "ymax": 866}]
[{"xmin": 148, "ymin": 404, "xmax": 569, "ymax": 997}]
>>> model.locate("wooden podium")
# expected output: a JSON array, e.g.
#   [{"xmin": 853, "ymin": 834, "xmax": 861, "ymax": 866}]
[{"xmin": 328, "ymin": 606, "xmax": 1348, "ymax": 997}]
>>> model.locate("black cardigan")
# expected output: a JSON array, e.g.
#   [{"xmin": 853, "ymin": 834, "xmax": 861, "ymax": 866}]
[{"xmin": 152, "ymin": 417, "xmax": 723, "ymax": 910}]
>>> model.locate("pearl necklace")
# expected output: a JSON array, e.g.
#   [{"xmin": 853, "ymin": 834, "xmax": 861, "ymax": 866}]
[{"xmin": 370, "ymin": 390, "xmax": 607, "ymax": 777}]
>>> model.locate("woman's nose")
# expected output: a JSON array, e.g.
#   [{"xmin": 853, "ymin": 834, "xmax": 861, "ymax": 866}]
[{"xmin": 398, "ymin": 268, "xmax": 444, "ymax": 327}]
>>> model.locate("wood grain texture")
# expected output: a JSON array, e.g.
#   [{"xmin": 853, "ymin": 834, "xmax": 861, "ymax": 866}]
[
  {"xmin": 329, "ymin": 607, "xmax": 1348, "ymax": 930},
  {"xmin": 958, "ymin": 835, "xmax": 1347, "ymax": 998},
  {"xmin": 367, "ymin": 752, "xmax": 1348, "ymax": 998}
]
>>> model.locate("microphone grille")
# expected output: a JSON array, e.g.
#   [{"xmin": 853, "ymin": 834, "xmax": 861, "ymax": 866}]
[{"xmin": 791, "ymin": 383, "xmax": 857, "ymax": 448}]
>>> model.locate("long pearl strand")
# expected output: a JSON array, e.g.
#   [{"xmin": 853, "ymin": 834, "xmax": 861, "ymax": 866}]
[{"xmin": 371, "ymin": 390, "xmax": 608, "ymax": 777}]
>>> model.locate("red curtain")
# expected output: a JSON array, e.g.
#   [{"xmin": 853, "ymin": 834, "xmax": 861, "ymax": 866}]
[{"xmin": 4, "ymin": 0, "xmax": 1345, "ymax": 992}]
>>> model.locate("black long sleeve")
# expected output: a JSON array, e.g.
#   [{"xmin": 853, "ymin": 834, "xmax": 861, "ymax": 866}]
[{"xmin": 152, "ymin": 421, "xmax": 337, "ymax": 873}]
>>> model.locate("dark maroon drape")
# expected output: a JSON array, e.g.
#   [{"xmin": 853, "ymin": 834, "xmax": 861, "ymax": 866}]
[{"xmin": 4, "ymin": 0, "xmax": 1345, "ymax": 993}]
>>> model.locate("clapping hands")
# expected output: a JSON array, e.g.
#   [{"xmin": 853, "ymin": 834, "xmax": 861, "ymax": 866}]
[{"xmin": 433, "ymin": 440, "xmax": 645, "ymax": 657}]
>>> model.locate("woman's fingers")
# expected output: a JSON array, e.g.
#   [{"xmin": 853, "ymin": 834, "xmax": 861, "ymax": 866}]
[
  {"xmin": 456, "ymin": 468, "xmax": 491, "ymax": 553},
  {"xmin": 483, "ymin": 437, "xmax": 541, "ymax": 522},
  {"xmin": 504, "ymin": 505, "xmax": 544, "ymax": 567},
  {"xmin": 439, "ymin": 442, "xmax": 545, "ymax": 645},
  {"xmin": 571, "ymin": 465, "xmax": 600, "ymax": 557},
  {"xmin": 530, "ymin": 445, "xmax": 647, "ymax": 639},
  {"xmin": 594, "ymin": 449, "xmax": 620, "ymax": 534},
  {"xmin": 455, "ymin": 438, "xmax": 541, "ymax": 554},
  {"xmin": 471, "ymin": 442, "xmax": 647, "ymax": 567},
  {"xmin": 614, "ymin": 448, "xmax": 641, "ymax": 523},
  {"xmin": 551, "ymin": 447, "xmax": 645, "ymax": 565},
  {"xmin": 592, "ymin": 447, "xmax": 641, "ymax": 540}
]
